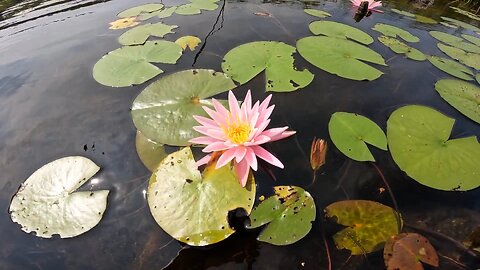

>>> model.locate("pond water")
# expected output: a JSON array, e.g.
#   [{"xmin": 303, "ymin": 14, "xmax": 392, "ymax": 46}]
[{"xmin": 0, "ymin": 0, "xmax": 479, "ymax": 269}]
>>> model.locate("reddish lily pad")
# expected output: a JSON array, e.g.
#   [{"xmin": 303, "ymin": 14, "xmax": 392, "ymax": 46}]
[{"xmin": 384, "ymin": 233, "xmax": 439, "ymax": 270}]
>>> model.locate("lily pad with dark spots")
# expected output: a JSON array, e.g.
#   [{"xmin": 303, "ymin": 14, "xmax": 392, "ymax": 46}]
[
  {"xmin": 372, "ymin": 23, "xmax": 420, "ymax": 43},
  {"xmin": 435, "ymin": 79, "xmax": 480, "ymax": 124},
  {"xmin": 384, "ymin": 233, "xmax": 439, "ymax": 270},
  {"xmin": 378, "ymin": 36, "xmax": 426, "ymax": 61},
  {"xmin": 427, "ymin": 55, "xmax": 473, "ymax": 81},
  {"xmin": 118, "ymin": 23, "xmax": 178, "ymax": 46}
]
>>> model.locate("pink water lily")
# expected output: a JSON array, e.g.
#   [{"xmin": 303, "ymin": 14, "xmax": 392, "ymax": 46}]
[
  {"xmin": 190, "ymin": 90, "xmax": 295, "ymax": 187},
  {"xmin": 351, "ymin": 0, "xmax": 383, "ymax": 13}
]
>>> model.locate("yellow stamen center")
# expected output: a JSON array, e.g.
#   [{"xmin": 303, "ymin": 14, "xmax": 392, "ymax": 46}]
[{"xmin": 225, "ymin": 122, "xmax": 251, "ymax": 144}]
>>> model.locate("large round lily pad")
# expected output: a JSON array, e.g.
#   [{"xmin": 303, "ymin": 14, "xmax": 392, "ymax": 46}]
[
  {"xmin": 147, "ymin": 147, "xmax": 255, "ymax": 246},
  {"xmin": 132, "ymin": 69, "xmax": 235, "ymax": 146},
  {"xmin": 387, "ymin": 105, "xmax": 480, "ymax": 191},
  {"xmin": 372, "ymin": 23, "xmax": 420, "ymax": 43},
  {"xmin": 9, "ymin": 156, "xmax": 109, "ymax": 238},
  {"xmin": 309, "ymin": 21, "xmax": 373, "ymax": 45},
  {"xmin": 325, "ymin": 200, "xmax": 401, "ymax": 255},
  {"xmin": 297, "ymin": 36, "xmax": 386, "ymax": 81},
  {"xmin": 328, "ymin": 112, "xmax": 387, "ymax": 162},
  {"xmin": 117, "ymin": 4, "xmax": 164, "ymax": 18},
  {"xmin": 435, "ymin": 79, "xmax": 480, "ymax": 124},
  {"xmin": 429, "ymin": 31, "xmax": 480, "ymax": 54},
  {"xmin": 246, "ymin": 186, "xmax": 316, "ymax": 245},
  {"xmin": 93, "ymin": 41, "xmax": 183, "ymax": 87},
  {"xmin": 378, "ymin": 36, "xmax": 426, "ymax": 61},
  {"xmin": 427, "ymin": 55, "xmax": 473, "ymax": 81},
  {"xmin": 437, "ymin": 43, "xmax": 480, "ymax": 70},
  {"xmin": 222, "ymin": 41, "xmax": 313, "ymax": 92},
  {"xmin": 135, "ymin": 131, "xmax": 167, "ymax": 172},
  {"xmin": 118, "ymin": 23, "xmax": 178, "ymax": 46}
]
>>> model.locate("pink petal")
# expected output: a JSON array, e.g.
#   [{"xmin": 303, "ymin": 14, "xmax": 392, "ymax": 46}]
[
  {"xmin": 244, "ymin": 134, "xmax": 271, "ymax": 146},
  {"xmin": 196, "ymin": 154, "xmax": 212, "ymax": 167},
  {"xmin": 260, "ymin": 127, "xmax": 289, "ymax": 139},
  {"xmin": 234, "ymin": 159, "xmax": 250, "ymax": 187},
  {"xmin": 257, "ymin": 105, "xmax": 275, "ymax": 127},
  {"xmin": 269, "ymin": 130, "xmax": 296, "ymax": 142},
  {"xmin": 245, "ymin": 147, "xmax": 258, "ymax": 171},
  {"xmin": 189, "ymin": 136, "xmax": 222, "ymax": 145},
  {"xmin": 193, "ymin": 126, "xmax": 225, "ymax": 140},
  {"xmin": 203, "ymin": 141, "xmax": 232, "ymax": 153},
  {"xmin": 228, "ymin": 91, "xmax": 242, "ymax": 121},
  {"xmin": 251, "ymin": 145, "xmax": 284, "ymax": 169},
  {"xmin": 203, "ymin": 106, "xmax": 227, "ymax": 127},
  {"xmin": 240, "ymin": 90, "xmax": 252, "ymax": 120},
  {"xmin": 211, "ymin": 99, "xmax": 229, "ymax": 126},
  {"xmin": 253, "ymin": 119, "xmax": 271, "ymax": 138},
  {"xmin": 234, "ymin": 146, "xmax": 247, "ymax": 163},
  {"xmin": 216, "ymin": 148, "xmax": 237, "ymax": 169},
  {"xmin": 193, "ymin": 115, "xmax": 218, "ymax": 129},
  {"xmin": 259, "ymin": 94, "xmax": 272, "ymax": 113}
]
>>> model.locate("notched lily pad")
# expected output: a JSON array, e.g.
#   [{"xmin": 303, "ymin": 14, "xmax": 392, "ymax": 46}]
[
  {"xmin": 309, "ymin": 21, "xmax": 373, "ymax": 45},
  {"xmin": 131, "ymin": 69, "xmax": 235, "ymax": 146},
  {"xmin": 441, "ymin": 16, "xmax": 480, "ymax": 31},
  {"xmin": 325, "ymin": 200, "xmax": 401, "ymax": 255},
  {"xmin": 384, "ymin": 233, "xmax": 439, "ymax": 270},
  {"xmin": 175, "ymin": 0, "xmax": 218, "ymax": 15},
  {"xmin": 92, "ymin": 41, "xmax": 183, "ymax": 87},
  {"xmin": 139, "ymin": 6, "xmax": 177, "ymax": 20},
  {"xmin": 109, "ymin": 17, "xmax": 139, "ymax": 30},
  {"xmin": 437, "ymin": 43, "xmax": 480, "ymax": 70},
  {"xmin": 378, "ymin": 36, "xmax": 426, "ymax": 61},
  {"xmin": 147, "ymin": 147, "xmax": 255, "ymax": 246},
  {"xmin": 118, "ymin": 23, "xmax": 178, "ymax": 46},
  {"xmin": 247, "ymin": 186, "xmax": 316, "ymax": 245},
  {"xmin": 304, "ymin": 9, "xmax": 331, "ymax": 18},
  {"xmin": 175, "ymin": 36, "xmax": 202, "ymax": 51},
  {"xmin": 435, "ymin": 79, "xmax": 480, "ymax": 124},
  {"xmin": 372, "ymin": 23, "xmax": 420, "ymax": 43},
  {"xmin": 427, "ymin": 55, "xmax": 473, "ymax": 81},
  {"xmin": 387, "ymin": 105, "xmax": 480, "ymax": 191},
  {"xmin": 429, "ymin": 31, "xmax": 480, "ymax": 54},
  {"xmin": 135, "ymin": 131, "xmax": 167, "ymax": 172},
  {"xmin": 222, "ymin": 41, "xmax": 314, "ymax": 92},
  {"xmin": 328, "ymin": 112, "xmax": 387, "ymax": 162},
  {"xmin": 9, "ymin": 156, "xmax": 109, "ymax": 238},
  {"xmin": 297, "ymin": 36, "xmax": 386, "ymax": 81},
  {"xmin": 117, "ymin": 3, "xmax": 164, "ymax": 18}
]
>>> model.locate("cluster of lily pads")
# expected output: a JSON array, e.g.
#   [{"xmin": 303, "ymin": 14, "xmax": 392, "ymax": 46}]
[{"xmin": 8, "ymin": 1, "xmax": 480, "ymax": 269}]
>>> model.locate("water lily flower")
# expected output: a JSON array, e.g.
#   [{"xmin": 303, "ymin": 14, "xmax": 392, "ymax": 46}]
[
  {"xmin": 190, "ymin": 90, "xmax": 296, "ymax": 187},
  {"xmin": 351, "ymin": 0, "xmax": 383, "ymax": 13}
]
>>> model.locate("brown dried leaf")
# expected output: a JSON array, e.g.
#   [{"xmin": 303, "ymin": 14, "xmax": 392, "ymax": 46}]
[
  {"xmin": 254, "ymin": 12, "xmax": 270, "ymax": 17},
  {"xmin": 384, "ymin": 233, "xmax": 439, "ymax": 270}
]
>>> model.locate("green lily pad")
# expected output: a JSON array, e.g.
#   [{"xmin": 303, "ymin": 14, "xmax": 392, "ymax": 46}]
[
  {"xmin": 462, "ymin": 34, "xmax": 480, "ymax": 47},
  {"xmin": 131, "ymin": 69, "xmax": 235, "ymax": 146},
  {"xmin": 247, "ymin": 186, "xmax": 316, "ymax": 245},
  {"xmin": 477, "ymin": 74, "xmax": 480, "ymax": 84},
  {"xmin": 328, "ymin": 112, "xmax": 387, "ymax": 162},
  {"xmin": 117, "ymin": 3, "xmax": 164, "ymax": 18},
  {"xmin": 118, "ymin": 23, "xmax": 178, "ymax": 46},
  {"xmin": 429, "ymin": 31, "xmax": 480, "ymax": 54},
  {"xmin": 135, "ymin": 131, "xmax": 167, "ymax": 172},
  {"xmin": 391, "ymin": 8, "xmax": 415, "ymax": 18},
  {"xmin": 93, "ymin": 41, "xmax": 182, "ymax": 87},
  {"xmin": 441, "ymin": 17, "xmax": 480, "ymax": 32},
  {"xmin": 147, "ymin": 147, "xmax": 255, "ymax": 246},
  {"xmin": 427, "ymin": 55, "xmax": 473, "ymax": 81},
  {"xmin": 175, "ymin": 0, "xmax": 218, "ymax": 15},
  {"xmin": 387, "ymin": 105, "xmax": 480, "ymax": 191},
  {"xmin": 437, "ymin": 43, "xmax": 480, "ymax": 70},
  {"xmin": 378, "ymin": 36, "xmax": 426, "ymax": 61},
  {"xmin": 372, "ymin": 23, "xmax": 420, "ymax": 43},
  {"xmin": 222, "ymin": 41, "xmax": 314, "ymax": 92},
  {"xmin": 435, "ymin": 79, "xmax": 480, "ymax": 124},
  {"xmin": 451, "ymin": 7, "xmax": 480, "ymax": 21},
  {"xmin": 309, "ymin": 21, "xmax": 373, "ymax": 45},
  {"xmin": 297, "ymin": 36, "xmax": 386, "ymax": 81},
  {"xmin": 325, "ymin": 200, "xmax": 401, "ymax": 255},
  {"xmin": 304, "ymin": 9, "xmax": 331, "ymax": 18},
  {"xmin": 139, "ymin": 6, "xmax": 177, "ymax": 20},
  {"xmin": 440, "ymin": 22, "xmax": 458, "ymax": 29},
  {"xmin": 414, "ymin": 15, "xmax": 437, "ymax": 24},
  {"xmin": 9, "ymin": 156, "xmax": 109, "ymax": 238}
]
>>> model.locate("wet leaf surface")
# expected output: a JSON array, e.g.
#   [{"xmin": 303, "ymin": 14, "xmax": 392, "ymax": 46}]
[
  {"xmin": 118, "ymin": 23, "xmax": 178, "ymax": 46},
  {"xmin": 427, "ymin": 55, "xmax": 473, "ymax": 81},
  {"xmin": 372, "ymin": 23, "xmax": 420, "ymax": 43},
  {"xmin": 247, "ymin": 186, "xmax": 316, "ymax": 245},
  {"xmin": 435, "ymin": 79, "xmax": 480, "ymax": 124},
  {"xmin": 139, "ymin": 6, "xmax": 177, "ymax": 20},
  {"xmin": 175, "ymin": 0, "xmax": 219, "ymax": 15},
  {"xmin": 378, "ymin": 36, "xmax": 426, "ymax": 61},
  {"xmin": 384, "ymin": 233, "xmax": 439, "ymax": 270},
  {"xmin": 147, "ymin": 147, "xmax": 255, "ymax": 246},
  {"xmin": 135, "ymin": 131, "xmax": 168, "ymax": 172},
  {"xmin": 309, "ymin": 21, "xmax": 373, "ymax": 45},
  {"xmin": 387, "ymin": 105, "xmax": 480, "ymax": 191},
  {"xmin": 437, "ymin": 43, "xmax": 480, "ymax": 70},
  {"xmin": 117, "ymin": 4, "xmax": 164, "ymax": 18},
  {"xmin": 9, "ymin": 157, "xmax": 109, "ymax": 238}
]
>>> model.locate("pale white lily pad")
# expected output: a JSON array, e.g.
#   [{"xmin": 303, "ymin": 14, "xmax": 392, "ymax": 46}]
[{"xmin": 9, "ymin": 156, "xmax": 109, "ymax": 238}]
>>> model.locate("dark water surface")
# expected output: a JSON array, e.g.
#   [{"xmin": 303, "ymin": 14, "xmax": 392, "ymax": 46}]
[{"xmin": 1, "ymin": 0, "xmax": 479, "ymax": 269}]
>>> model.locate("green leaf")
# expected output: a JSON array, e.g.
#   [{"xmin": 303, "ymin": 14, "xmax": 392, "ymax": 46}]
[
  {"xmin": 304, "ymin": 9, "xmax": 331, "ymax": 18},
  {"xmin": 414, "ymin": 15, "xmax": 437, "ymax": 24},
  {"xmin": 477, "ymin": 74, "xmax": 480, "ymax": 84},
  {"xmin": 387, "ymin": 105, "xmax": 480, "ymax": 191},
  {"xmin": 441, "ymin": 17, "xmax": 480, "ymax": 32},
  {"xmin": 427, "ymin": 55, "xmax": 473, "ymax": 81},
  {"xmin": 135, "ymin": 131, "xmax": 167, "ymax": 172},
  {"xmin": 147, "ymin": 147, "xmax": 255, "ymax": 246},
  {"xmin": 437, "ymin": 43, "xmax": 480, "ymax": 70},
  {"xmin": 391, "ymin": 8, "xmax": 415, "ymax": 18},
  {"xmin": 139, "ymin": 6, "xmax": 177, "ymax": 20},
  {"xmin": 429, "ymin": 31, "xmax": 480, "ymax": 54},
  {"xmin": 328, "ymin": 112, "xmax": 387, "ymax": 162},
  {"xmin": 435, "ymin": 79, "xmax": 480, "ymax": 124},
  {"xmin": 325, "ymin": 200, "xmax": 401, "ymax": 255},
  {"xmin": 92, "ymin": 41, "xmax": 183, "ymax": 87},
  {"xmin": 118, "ymin": 23, "xmax": 178, "ymax": 46},
  {"xmin": 9, "ymin": 156, "xmax": 109, "ymax": 238},
  {"xmin": 117, "ymin": 4, "xmax": 164, "ymax": 18},
  {"xmin": 247, "ymin": 186, "xmax": 316, "ymax": 245},
  {"xmin": 175, "ymin": 0, "xmax": 218, "ymax": 15},
  {"xmin": 132, "ymin": 69, "xmax": 235, "ymax": 146},
  {"xmin": 309, "ymin": 21, "xmax": 373, "ymax": 45},
  {"xmin": 222, "ymin": 41, "xmax": 314, "ymax": 92},
  {"xmin": 440, "ymin": 22, "xmax": 458, "ymax": 29},
  {"xmin": 378, "ymin": 36, "xmax": 426, "ymax": 61},
  {"xmin": 372, "ymin": 23, "xmax": 420, "ymax": 43},
  {"xmin": 297, "ymin": 36, "xmax": 386, "ymax": 81},
  {"xmin": 451, "ymin": 7, "xmax": 480, "ymax": 21},
  {"xmin": 462, "ymin": 34, "xmax": 480, "ymax": 47}
]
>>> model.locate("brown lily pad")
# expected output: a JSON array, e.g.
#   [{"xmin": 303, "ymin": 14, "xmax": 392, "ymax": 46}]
[{"xmin": 384, "ymin": 233, "xmax": 439, "ymax": 270}]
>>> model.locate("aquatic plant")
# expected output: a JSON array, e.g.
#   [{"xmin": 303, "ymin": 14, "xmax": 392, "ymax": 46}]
[
  {"xmin": 350, "ymin": 0, "xmax": 383, "ymax": 13},
  {"xmin": 190, "ymin": 90, "xmax": 296, "ymax": 186}
]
